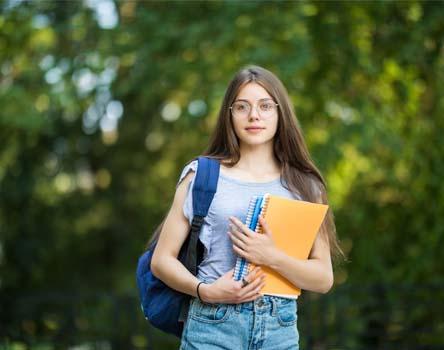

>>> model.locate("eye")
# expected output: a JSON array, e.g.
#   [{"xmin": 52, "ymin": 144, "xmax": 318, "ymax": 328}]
[
  {"xmin": 260, "ymin": 102, "xmax": 274, "ymax": 111},
  {"xmin": 234, "ymin": 103, "xmax": 248, "ymax": 111}
]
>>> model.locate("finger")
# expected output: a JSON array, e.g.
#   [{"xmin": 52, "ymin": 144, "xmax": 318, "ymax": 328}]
[
  {"xmin": 234, "ymin": 292, "xmax": 262, "ymax": 304},
  {"xmin": 240, "ymin": 273, "xmax": 266, "ymax": 296},
  {"xmin": 232, "ymin": 243, "xmax": 247, "ymax": 259},
  {"xmin": 242, "ymin": 281, "xmax": 266, "ymax": 300},
  {"xmin": 259, "ymin": 216, "xmax": 271, "ymax": 234},
  {"xmin": 246, "ymin": 266, "xmax": 262, "ymax": 281},
  {"xmin": 230, "ymin": 224, "xmax": 249, "ymax": 242},
  {"xmin": 229, "ymin": 222, "xmax": 244, "ymax": 237},
  {"xmin": 228, "ymin": 233, "xmax": 247, "ymax": 250},
  {"xmin": 229, "ymin": 217, "xmax": 252, "ymax": 237},
  {"xmin": 237, "ymin": 266, "xmax": 261, "ymax": 288},
  {"xmin": 239, "ymin": 293, "xmax": 263, "ymax": 304}
]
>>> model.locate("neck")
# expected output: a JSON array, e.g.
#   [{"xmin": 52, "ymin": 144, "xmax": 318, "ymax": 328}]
[{"xmin": 236, "ymin": 141, "xmax": 280, "ymax": 174}]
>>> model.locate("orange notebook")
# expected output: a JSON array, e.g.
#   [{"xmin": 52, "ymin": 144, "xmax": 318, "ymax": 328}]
[{"xmin": 249, "ymin": 193, "xmax": 329, "ymax": 299}]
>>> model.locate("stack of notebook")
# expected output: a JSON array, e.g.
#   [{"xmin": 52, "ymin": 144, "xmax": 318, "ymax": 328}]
[{"xmin": 233, "ymin": 193, "xmax": 329, "ymax": 298}]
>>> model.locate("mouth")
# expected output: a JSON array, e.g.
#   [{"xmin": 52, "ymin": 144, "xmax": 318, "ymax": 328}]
[{"xmin": 245, "ymin": 127, "xmax": 265, "ymax": 133}]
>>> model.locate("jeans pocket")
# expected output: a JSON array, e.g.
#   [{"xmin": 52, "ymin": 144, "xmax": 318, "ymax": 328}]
[
  {"xmin": 190, "ymin": 300, "xmax": 233, "ymax": 324},
  {"xmin": 276, "ymin": 299, "xmax": 298, "ymax": 327}
]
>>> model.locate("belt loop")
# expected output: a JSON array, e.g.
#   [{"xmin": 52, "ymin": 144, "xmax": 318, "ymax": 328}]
[
  {"xmin": 235, "ymin": 302, "xmax": 241, "ymax": 313},
  {"xmin": 271, "ymin": 297, "xmax": 277, "ymax": 317}
]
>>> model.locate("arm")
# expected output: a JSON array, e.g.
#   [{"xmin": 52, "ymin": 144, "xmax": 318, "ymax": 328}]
[
  {"xmin": 150, "ymin": 171, "xmax": 202, "ymax": 298},
  {"xmin": 266, "ymin": 177, "xmax": 334, "ymax": 293},
  {"xmin": 228, "ymin": 186, "xmax": 334, "ymax": 294},
  {"xmin": 230, "ymin": 215, "xmax": 333, "ymax": 294},
  {"xmin": 151, "ymin": 169, "xmax": 267, "ymax": 303},
  {"xmin": 268, "ymin": 227, "xmax": 334, "ymax": 294}
]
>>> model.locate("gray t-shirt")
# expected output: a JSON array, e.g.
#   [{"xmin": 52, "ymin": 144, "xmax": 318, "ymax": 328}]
[{"xmin": 176, "ymin": 159, "xmax": 304, "ymax": 284}]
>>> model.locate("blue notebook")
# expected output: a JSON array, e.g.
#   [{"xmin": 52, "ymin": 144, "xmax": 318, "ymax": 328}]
[{"xmin": 233, "ymin": 194, "xmax": 268, "ymax": 282}]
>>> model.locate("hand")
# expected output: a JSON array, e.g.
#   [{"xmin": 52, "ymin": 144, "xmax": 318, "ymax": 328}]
[
  {"xmin": 228, "ymin": 215, "xmax": 278, "ymax": 267},
  {"xmin": 200, "ymin": 266, "xmax": 266, "ymax": 304}
]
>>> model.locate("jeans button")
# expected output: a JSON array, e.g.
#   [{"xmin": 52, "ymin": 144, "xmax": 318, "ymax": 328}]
[{"xmin": 257, "ymin": 299, "xmax": 264, "ymax": 307}]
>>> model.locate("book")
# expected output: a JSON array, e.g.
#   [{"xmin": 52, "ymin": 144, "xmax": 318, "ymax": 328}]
[
  {"xmin": 233, "ymin": 195, "xmax": 263, "ymax": 282},
  {"xmin": 233, "ymin": 193, "xmax": 329, "ymax": 299}
]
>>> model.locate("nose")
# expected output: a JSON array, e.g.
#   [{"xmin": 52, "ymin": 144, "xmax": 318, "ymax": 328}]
[{"xmin": 248, "ymin": 105, "xmax": 260, "ymax": 121}]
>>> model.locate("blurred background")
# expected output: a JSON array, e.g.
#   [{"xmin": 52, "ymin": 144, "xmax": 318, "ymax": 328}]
[{"xmin": 1, "ymin": 0, "xmax": 443, "ymax": 349}]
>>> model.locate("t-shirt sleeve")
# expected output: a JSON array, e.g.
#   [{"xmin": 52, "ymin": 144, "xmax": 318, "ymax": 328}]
[{"xmin": 176, "ymin": 159, "xmax": 198, "ymax": 224}]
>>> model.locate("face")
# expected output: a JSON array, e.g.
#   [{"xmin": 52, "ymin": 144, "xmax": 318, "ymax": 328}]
[{"xmin": 230, "ymin": 82, "xmax": 279, "ymax": 148}]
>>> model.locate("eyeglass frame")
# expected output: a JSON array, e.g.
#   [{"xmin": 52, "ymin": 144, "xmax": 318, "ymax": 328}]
[{"xmin": 229, "ymin": 98, "xmax": 279, "ymax": 119}]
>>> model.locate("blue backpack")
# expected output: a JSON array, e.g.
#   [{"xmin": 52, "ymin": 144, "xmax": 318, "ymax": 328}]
[{"xmin": 136, "ymin": 156, "xmax": 220, "ymax": 338}]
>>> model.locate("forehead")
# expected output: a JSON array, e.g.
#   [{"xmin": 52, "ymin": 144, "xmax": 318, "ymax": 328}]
[{"xmin": 235, "ymin": 82, "xmax": 273, "ymax": 102}]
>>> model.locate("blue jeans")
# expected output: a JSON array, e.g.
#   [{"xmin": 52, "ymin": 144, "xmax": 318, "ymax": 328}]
[{"xmin": 179, "ymin": 295, "xmax": 299, "ymax": 350}]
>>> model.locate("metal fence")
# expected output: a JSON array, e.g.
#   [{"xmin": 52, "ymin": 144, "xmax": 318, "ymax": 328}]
[{"xmin": 1, "ymin": 283, "xmax": 443, "ymax": 350}]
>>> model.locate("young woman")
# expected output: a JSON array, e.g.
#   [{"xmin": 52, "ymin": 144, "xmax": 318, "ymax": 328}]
[{"xmin": 151, "ymin": 65, "xmax": 343, "ymax": 349}]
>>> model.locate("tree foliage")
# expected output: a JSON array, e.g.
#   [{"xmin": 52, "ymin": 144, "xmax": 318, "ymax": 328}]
[{"xmin": 1, "ymin": 0, "xmax": 443, "ymax": 348}]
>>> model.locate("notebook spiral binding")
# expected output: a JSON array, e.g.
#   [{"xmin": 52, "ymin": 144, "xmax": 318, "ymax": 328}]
[
  {"xmin": 233, "ymin": 196, "xmax": 258, "ymax": 281},
  {"xmin": 256, "ymin": 194, "xmax": 270, "ymax": 235},
  {"xmin": 233, "ymin": 193, "xmax": 270, "ymax": 282}
]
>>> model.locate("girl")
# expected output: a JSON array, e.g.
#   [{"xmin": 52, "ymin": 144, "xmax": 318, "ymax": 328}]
[{"xmin": 151, "ymin": 65, "xmax": 343, "ymax": 349}]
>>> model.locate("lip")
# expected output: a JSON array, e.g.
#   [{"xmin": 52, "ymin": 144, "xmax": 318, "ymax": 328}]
[
  {"xmin": 245, "ymin": 127, "xmax": 265, "ymax": 130},
  {"xmin": 245, "ymin": 127, "xmax": 265, "ymax": 134}
]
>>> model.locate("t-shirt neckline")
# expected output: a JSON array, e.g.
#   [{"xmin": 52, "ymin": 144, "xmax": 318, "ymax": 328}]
[{"xmin": 218, "ymin": 170, "xmax": 282, "ymax": 186}]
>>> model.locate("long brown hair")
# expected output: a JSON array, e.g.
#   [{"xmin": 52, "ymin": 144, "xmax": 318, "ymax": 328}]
[
  {"xmin": 148, "ymin": 65, "xmax": 344, "ymax": 263},
  {"xmin": 204, "ymin": 64, "xmax": 344, "ymax": 262}
]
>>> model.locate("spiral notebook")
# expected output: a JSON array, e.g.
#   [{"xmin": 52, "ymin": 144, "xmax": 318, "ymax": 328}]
[{"xmin": 233, "ymin": 193, "xmax": 329, "ymax": 299}]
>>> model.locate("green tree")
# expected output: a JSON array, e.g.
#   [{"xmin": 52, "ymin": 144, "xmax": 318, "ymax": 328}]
[{"xmin": 1, "ymin": 1, "xmax": 443, "ymax": 348}]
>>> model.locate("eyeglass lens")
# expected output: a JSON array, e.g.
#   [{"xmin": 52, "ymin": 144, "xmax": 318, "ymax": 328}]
[{"xmin": 231, "ymin": 100, "xmax": 277, "ymax": 119}]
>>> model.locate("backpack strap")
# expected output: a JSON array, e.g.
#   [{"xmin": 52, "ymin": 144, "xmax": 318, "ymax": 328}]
[
  {"xmin": 192, "ymin": 156, "xmax": 220, "ymax": 216},
  {"xmin": 179, "ymin": 156, "xmax": 220, "ymax": 323},
  {"xmin": 183, "ymin": 156, "xmax": 220, "ymax": 275}
]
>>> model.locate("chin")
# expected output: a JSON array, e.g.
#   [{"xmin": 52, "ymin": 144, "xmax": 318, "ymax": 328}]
[{"xmin": 239, "ymin": 136, "xmax": 274, "ymax": 147}]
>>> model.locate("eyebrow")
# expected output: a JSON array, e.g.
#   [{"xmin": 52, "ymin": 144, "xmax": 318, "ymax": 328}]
[{"xmin": 234, "ymin": 98, "xmax": 274, "ymax": 103}]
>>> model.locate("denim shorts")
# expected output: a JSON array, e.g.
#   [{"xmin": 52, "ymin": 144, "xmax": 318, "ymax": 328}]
[{"xmin": 179, "ymin": 295, "xmax": 299, "ymax": 350}]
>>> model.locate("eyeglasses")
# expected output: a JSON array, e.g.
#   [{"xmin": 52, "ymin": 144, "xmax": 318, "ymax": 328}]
[{"xmin": 229, "ymin": 99, "xmax": 279, "ymax": 120}]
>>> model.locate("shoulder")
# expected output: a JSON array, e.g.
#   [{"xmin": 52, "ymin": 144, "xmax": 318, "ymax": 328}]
[{"xmin": 176, "ymin": 158, "xmax": 198, "ymax": 189}]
